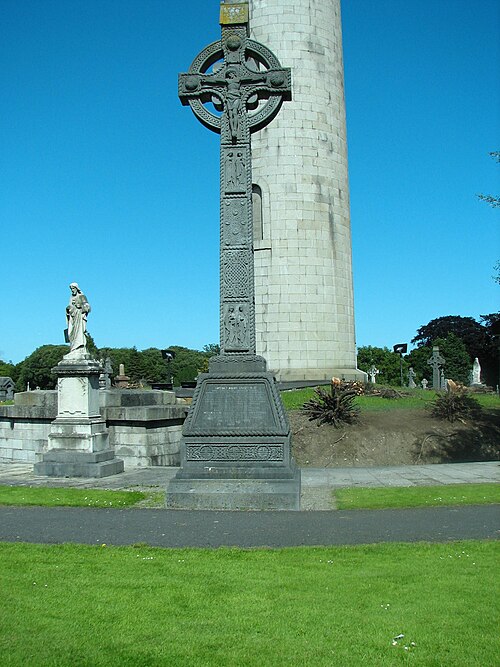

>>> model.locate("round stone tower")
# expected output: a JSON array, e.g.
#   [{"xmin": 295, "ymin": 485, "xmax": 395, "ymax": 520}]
[{"xmin": 249, "ymin": 0, "xmax": 364, "ymax": 382}]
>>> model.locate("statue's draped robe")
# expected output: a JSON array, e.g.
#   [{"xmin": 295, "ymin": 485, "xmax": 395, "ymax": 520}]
[{"xmin": 67, "ymin": 293, "xmax": 90, "ymax": 351}]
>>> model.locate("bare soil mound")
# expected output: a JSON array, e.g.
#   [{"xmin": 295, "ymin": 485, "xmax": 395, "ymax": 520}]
[{"xmin": 290, "ymin": 408, "xmax": 500, "ymax": 467}]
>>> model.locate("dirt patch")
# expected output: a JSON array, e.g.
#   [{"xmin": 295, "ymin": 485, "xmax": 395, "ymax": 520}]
[{"xmin": 290, "ymin": 408, "xmax": 500, "ymax": 467}]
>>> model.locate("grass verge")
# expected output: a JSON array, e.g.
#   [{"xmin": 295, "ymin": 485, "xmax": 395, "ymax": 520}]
[
  {"xmin": 281, "ymin": 386, "xmax": 499, "ymax": 412},
  {"xmin": 0, "ymin": 540, "xmax": 497, "ymax": 666},
  {"xmin": 0, "ymin": 486, "xmax": 163, "ymax": 508},
  {"xmin": 335, "ymin": 483, "xmax": 500, "ymax": 510}
]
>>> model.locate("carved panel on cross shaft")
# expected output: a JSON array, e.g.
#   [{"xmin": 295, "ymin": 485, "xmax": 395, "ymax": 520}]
[
  {"xmin": 221, "ymin": 249, "xmax": 250, "ymax": 299},
  {"xmin": 224, "ymin": 302, "xmax": 250, "ymax": 351},
  {"xmin": 223, "ymin": 148, "xmax": 247, "ymax": 194},
  {"xmin": 223, "ymin": 198, "xmax": 248, "ymax": 246}
]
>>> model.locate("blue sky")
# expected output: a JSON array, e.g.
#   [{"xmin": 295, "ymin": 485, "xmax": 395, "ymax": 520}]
[{"xmin": 1, "ymin": 0, "xmax": 499, "ymax": 364}]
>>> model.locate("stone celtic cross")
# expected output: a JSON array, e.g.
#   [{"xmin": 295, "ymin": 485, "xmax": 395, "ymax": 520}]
[
  {"xmin": 178, "ymin": 2, "xmax": 291, "ymax": 356},
  {"xmin": 427, "ymin": 346, "xmax": 445, "ymax": 390}
]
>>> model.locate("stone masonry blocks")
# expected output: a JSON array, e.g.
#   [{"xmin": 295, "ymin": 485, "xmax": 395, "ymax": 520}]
[{"xmin": 251, "ymin": 0, "xmax": 362, "ymax": 382}]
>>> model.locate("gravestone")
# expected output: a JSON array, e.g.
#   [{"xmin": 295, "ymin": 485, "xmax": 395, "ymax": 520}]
[
  {"xmin": 427, "ymin": 346, "xmax": 445, "ymax": 391},
  {"xmin": 34, "ymin": 283, "xmax": 124, "ymax": 478},
  {"xmin": 167, "ymin": 1, "xmax": 300, "ymax": 510},
  {"xmin": 99, "ymin": 357, "xmax": 113, "ymax": 389},
  {"xmin": 368, "ymin": 366, "xmax": 379, "ymax": 384},
  {"xmin": 421, "ymin": 378, "xmax": 429, "ymax": 390},
  {"xmin": 115, "ymin": 363, "xmax": 130, "ymax": 389},
  {"xmin": 0, "ymin": 377, "xmax": 15, "ymax": 401},
  {"xmin": 407, "ymin": 367, "xmax": 416, "ymax": 389}
]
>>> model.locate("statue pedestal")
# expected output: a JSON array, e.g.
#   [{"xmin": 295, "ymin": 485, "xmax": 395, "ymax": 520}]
[
  {"xmin": 166, "ymin": 357, "xmax": 301, "ymax": 510},
  {"xmin": 34, "ymin": 356, "xmax": 124, "ymax": 478}
]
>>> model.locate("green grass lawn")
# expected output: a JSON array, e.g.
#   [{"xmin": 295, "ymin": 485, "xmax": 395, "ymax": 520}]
[
  {"xmin": 281, "ymin": 386, "xmax": 499, "ymax": 412},
  {"xmin": 0, "ymin": 540, "xmax": 497, "ymax": 666},
  {"xmin": 0, "ymin": 486, "xmax": 163, "ymax": 508},
  {"xmin": 335, "ymin": 483, "xmax": 500, "ymax": 510}
]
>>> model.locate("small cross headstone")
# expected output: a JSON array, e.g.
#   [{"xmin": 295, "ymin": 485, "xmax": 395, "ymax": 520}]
[
  {"xmin": 427, "ymin": 346, "xmax": 445, "ymax": 390},
  {"xmin": 407, "ymin": 367, "xmax": 417, "ymax": 388},
  {"xmin": 368, "ymin": 365, "xmax": 379, "ymax": 383},
  {"xmin": 421, "ymin": 378, "xmax": 428, "ymax": 390}
]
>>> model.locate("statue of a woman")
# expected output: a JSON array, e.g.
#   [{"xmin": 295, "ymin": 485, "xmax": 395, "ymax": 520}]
[{"xmin": 66, "ymin": 282, "xmax": 91, "ymax": 355}]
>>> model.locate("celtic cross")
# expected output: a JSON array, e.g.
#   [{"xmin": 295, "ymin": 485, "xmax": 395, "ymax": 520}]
[
  {"xmin": 178, "ymin": 3, "xmax": 291, "ymax": 357},
  {"xmin": 427, "ymin": 346, "xmax": 445, "ymax": 390}
]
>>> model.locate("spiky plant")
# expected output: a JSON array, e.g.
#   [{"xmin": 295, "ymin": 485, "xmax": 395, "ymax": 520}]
[
  {"xmin": 429, "ymin": 390, "xmax": 482, "ymax": 423},
  {"xmin": 302, "ymin": 383, "xmax": 360, "ymax": 427}
]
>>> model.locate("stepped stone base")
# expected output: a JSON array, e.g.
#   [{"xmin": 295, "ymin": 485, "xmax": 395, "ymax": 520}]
[
  {"xmin": 166, "ymin": 469, "xmax": 301, "ymax": 510},
  {"xmin": 34, "ymin": 448, "xmax": 124, "ymax": 478},
  {"xmin": 166, "ymin": 356, "xmax": 301, "ymax": 510}
]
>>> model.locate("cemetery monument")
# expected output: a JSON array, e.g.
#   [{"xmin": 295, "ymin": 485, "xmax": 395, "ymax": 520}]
[
  {"xmin": 166, "ymin": 1, "xmax": 300, "ymax": 510},
  {"xmin": 427, "ymin": 346, "xmax": 445, "ymax": 391},
  {"xmin": 34, "ymin": 283, "xmax": 124, "ymax": 478}
]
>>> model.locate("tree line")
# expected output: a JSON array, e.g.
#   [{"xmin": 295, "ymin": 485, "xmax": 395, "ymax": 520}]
[
  {"xmin": 1, "ymin": 313, "xmax": 498, "ymax": 391},
  {"xmin": 357, "ymin": 314, "xmax": 499, "ymax": 387}
]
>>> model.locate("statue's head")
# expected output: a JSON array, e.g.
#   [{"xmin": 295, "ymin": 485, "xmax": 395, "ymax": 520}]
[{"xmin": 69, "ymin": 282, "xmax": 80, "ymax": 295}]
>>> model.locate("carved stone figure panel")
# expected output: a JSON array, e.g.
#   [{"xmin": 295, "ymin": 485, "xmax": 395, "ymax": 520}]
[
  {"xmin": 223, "ymin": 147, "xmax": 248, "ymax": 194},
  {"xmin": 224, "ymin": 302, "xmax": 250, "ymax": 351}
]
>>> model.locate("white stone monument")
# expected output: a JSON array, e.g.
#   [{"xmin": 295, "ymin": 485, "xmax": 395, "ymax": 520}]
[
  {"xmin": 368, "ymin": 366, "xmax": 379, "ymax": 383},
  {"xmin": 34, "ymin": 283, "xmax": 123, "ymax": 478},
  {"xmin": 471, "ymin": 358, "xmax": 482, "ymax": 386},
  {"xmin": 250, "ymin": 0, "xmax": 365, "ymax": 383}
]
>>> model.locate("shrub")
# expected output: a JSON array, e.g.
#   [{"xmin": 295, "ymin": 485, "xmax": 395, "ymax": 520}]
[
  {"xmin": 302, "ymin": 383, "xmax": 360, "ymax": 427},
  {"xmin": 429, "ymin": 390, "xmax": 482, "ymax": 423}
]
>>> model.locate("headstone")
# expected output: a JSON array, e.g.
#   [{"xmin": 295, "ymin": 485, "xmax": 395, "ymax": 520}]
[
  {"xmin": 368, "ymin": 366, "xmax": 379, "ymax": 383},
  {"xmin": 407, "ymin": 367, "xmax": 417, "ymax": 388},
  {"xmin": 34, "ymin": 283, "xmax": 124, "ymax": 478},
  {"xmin": 99, "ymin": 357, "xmax": 113, "ymax": 389},
  {"xmin": 0, "ymin": 377, "xmax": 15, "ymax": 401},
  {"xmin": 427, "ymin": 346, "xmax": 445, "ymax": 390},
  {"xmin": 115, "ymin": 363, "xmax": 130, "ymax": 389},
  {"xmin": 440, "ymin": 369, "xmax": 446, "ymax": 390},
  {"xmin": 167, "ymin": 2, "xmax": 300, "ymax": 510},
  {"xmin": 471, "ymin": 357, "xmax": 482, "ymax": 385},
  {"xmin": 421, "ymin": 378, "xmax": 428, "ymax": 390}
]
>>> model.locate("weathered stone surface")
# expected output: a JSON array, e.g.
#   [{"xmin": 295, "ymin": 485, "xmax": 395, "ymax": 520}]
[
  {"xmin": 168, "ymin": 5, "xmax": 300, "ymax": 509},
  {"xmin": 250, "ymin": 0, "xmax": 364, "ymax": 382}
]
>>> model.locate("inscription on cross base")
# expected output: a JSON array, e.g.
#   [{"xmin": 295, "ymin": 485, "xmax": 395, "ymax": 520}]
[{"xmin": 178, "ymin": 9, "xmax": 291, "ymax": 355}]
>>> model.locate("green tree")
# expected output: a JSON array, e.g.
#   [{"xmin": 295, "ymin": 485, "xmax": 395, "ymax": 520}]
[
  {"xmin": 407, "ymin": 334, "xmax": 474, "ymax": 386},
  {"xmin": 434, "ymin": 334, "xmax": 471, "ymax": 385},
  {"xmin": 168, "ymin": 346, "xmax": 209, "ymax": 385},
  {"xmin": 357, "ymin": 346, "xmax": 408, "ymax": 386},
  {"xmin": 411, "ymin": 315, "xmax": 498, "ymax": 386},
  {"xmin": 0, "ymin": 360, "xmax": 16, "ymax": 381},
  {"xmin": 15, "ymin": 345, "xmax": 69, "ymax": 390}
]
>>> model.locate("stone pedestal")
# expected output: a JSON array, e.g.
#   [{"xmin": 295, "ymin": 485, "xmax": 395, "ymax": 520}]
[
  {"xmin": 166, "ymin": 357, "xmax": 301, "ymax": 510},
  {"xmin": 34, "ymin": 356, "xmax": 124, "ymax": 478}
]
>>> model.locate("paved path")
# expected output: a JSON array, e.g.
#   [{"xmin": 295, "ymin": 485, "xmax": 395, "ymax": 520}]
[
  {"xmin": 0, "ymin": 461, "xmax": 498, "ymax": 511},
  {"xmin": 0, "ymin": 505, "xmax": 498, "ymax": 548}
]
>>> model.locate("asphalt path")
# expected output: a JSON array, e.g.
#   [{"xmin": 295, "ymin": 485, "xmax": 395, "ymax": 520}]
[{"xmin": 0, "ymin": 505, "xmax": 498, "ymax": 548}]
